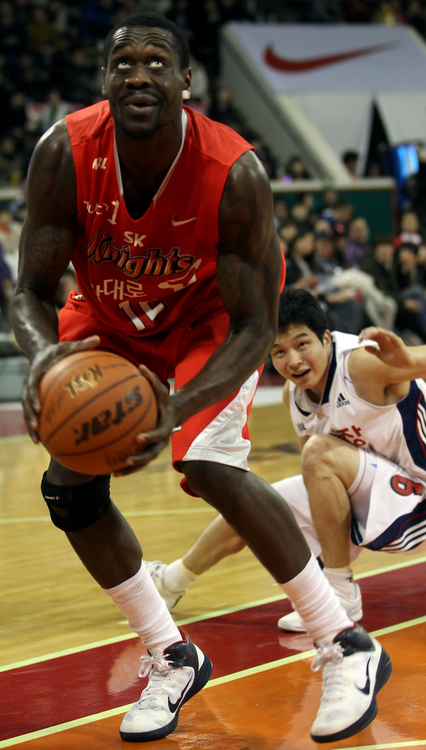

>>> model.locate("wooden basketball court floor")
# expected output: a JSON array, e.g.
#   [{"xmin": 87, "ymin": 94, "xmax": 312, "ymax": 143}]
[{"xmin": 1, "ymin": 387, "xmax": 426, "ymax": 750}]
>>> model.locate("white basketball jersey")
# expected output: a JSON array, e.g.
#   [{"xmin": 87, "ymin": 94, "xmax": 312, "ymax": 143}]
[{"xmin": 289, "ymin": 331, "xmax": 426, "ymax": 482}]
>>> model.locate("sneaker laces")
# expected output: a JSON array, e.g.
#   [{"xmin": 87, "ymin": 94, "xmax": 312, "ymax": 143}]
[
  {"xmin": 311, "ymin": 643, "xmax": 347, "ymax": 702},
  {"xmin": 135, "ymin": 653, "xmax": 174, "ymax": 709}
]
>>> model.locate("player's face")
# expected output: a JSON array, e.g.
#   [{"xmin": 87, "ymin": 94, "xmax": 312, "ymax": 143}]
[
  {"xmin": 103, "ymin": 26, "xmax": 191, "ymax": 139},
  {"xmin": 271, "ymin": 325, "xmax": 331, "ymax": 398}
]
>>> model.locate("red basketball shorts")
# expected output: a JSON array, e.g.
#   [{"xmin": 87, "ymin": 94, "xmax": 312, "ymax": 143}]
[{"xmin": 58, "ymin": 293, "xmax": 261, "ymax": 495}]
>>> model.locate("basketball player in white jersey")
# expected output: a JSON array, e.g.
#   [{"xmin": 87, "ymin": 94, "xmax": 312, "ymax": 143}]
[{"xmin": 148, "ymin": 287, "xmax": 426, "ymax": 633}]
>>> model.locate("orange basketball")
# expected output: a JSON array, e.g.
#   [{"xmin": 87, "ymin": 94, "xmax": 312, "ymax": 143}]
[{"xmin": 38, "ymin": 350, "xmax": 158, "ymax": 475}]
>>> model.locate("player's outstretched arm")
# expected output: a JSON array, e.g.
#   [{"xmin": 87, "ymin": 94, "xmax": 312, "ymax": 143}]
[
  {"xmin": 357, "ymin": 326, "xmax": 426, "ymax": 382},
  {"xmin": 11, "ymin": 122, "xmax": 99, "ymax": 441}
]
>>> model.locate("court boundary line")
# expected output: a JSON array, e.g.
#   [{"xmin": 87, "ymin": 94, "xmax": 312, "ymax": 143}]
[
  {"xmin": 1, "ymin": 616, "xmax": 426, "ymax": 748},
  {"xmin": 2, "ymin": 557, "xmax": 426, "ymax": 673}
]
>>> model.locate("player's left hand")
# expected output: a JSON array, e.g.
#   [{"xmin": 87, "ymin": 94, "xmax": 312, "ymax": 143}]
[
  {"xmin": 112, "ymin": 365, "xmax": 177, "ymax": 477},
  {"xmin": 359, "ymin": 326, "xmax": 415, "ymax": 369}
]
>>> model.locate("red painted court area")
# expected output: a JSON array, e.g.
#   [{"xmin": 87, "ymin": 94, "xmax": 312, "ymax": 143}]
[{"xmin": 2, "ymin": 562, "xmax": 426, "ymax": 748}]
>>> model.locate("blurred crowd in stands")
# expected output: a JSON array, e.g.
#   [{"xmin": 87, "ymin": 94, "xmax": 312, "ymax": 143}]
[
  {"xmin": 275, "ymin": 192, "xmax": 426, "ymax": 350},
  {"xmin": 2, "ymin": 0, "xmax": 426, "ymax": 350}
]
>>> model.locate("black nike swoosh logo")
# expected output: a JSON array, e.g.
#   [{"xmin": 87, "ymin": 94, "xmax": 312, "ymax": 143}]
[
  {"xmin": 167, "ymin": 673, "xmax": 193, "ymax": 713},
  {"xmin": 356, "ymin": 658, "xmax": 371, "ymax": 695}
]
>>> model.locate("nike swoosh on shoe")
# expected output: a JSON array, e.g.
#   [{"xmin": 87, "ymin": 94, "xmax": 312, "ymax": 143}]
[
  {"xmin": 356, "ymin": 657, "xmax": 371, "ymax": 695},
  {"xmin": 167, "ymin": 672, "xmax": 194, "ymax": 713}
]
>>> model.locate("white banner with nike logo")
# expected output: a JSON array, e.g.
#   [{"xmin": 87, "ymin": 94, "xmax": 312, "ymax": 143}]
[
  {"xmin": 223, "ymin": 23, "xmax": 426, "ymax": 92},
  {"xmin": 221, "ymin": 23, "xmax": 426, "ymax": 161}
]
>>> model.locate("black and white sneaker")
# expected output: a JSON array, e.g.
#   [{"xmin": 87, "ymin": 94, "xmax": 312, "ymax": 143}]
[
  {"xmin": 119, "ymin": 631, "xmax": 212, "ymax": 742},
  {"xmin": 310, "ymin": 626, "xmax": 392, "ymax": 743}
]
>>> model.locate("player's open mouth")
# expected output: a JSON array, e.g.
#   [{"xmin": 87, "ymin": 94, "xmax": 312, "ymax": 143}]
[
  {"xmin": 124, "ymin": 95, "xmax": 158, "ymax": 113},
  {"xmin": 292, "ymin": 369, "xmax": 310, "ymax": 380}
]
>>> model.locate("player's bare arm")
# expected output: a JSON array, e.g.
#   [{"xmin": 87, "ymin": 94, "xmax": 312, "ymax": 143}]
[
  {"xmin": 282, "ymin": 379, "xmax": 309, "ymax": 451},
  {"xmin": 348, "ymin": 326, "xmax": 426, "ymax": 406},
  {"xmin": 11, "ymin": 122, "xmax": 99, "ymax": 440},
  {"xmin": 172, "ymin": 150, "xmax": 281, "ymax": 420},
  {"xmin": 123, "ymin": 151, "xmax": 282, "ymax": 472}
]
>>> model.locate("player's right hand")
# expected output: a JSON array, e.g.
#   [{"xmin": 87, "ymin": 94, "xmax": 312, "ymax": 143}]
[{"xmin": 23, "ymin": 335, "xmax": 100, "ymax": 443}]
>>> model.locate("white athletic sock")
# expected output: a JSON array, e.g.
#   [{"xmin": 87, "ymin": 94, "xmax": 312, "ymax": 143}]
[
  {"xmin": 324, "ymin": 566, "xmax": 358, "ymax": 600},
  {"xmin": 104, "ymin": 561, "xmax": 181, "ymax": 650},
  {"xmin": 279, "ymin": 553, "xmax": 354, "ymax": 645},
  {"xmin": 163, "ymin": 559, "xmax": 198, "ymax": 592}
]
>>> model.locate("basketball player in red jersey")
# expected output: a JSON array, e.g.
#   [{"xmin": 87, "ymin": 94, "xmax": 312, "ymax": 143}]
[{"xmin": 11, "ymin": 13, "xmax": 390, "ymax": 744}]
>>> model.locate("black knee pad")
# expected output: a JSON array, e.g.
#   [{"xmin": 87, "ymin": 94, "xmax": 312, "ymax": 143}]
[{"xmin": 41, "ymin": 473, "xmax": 111, "ymax": 532}]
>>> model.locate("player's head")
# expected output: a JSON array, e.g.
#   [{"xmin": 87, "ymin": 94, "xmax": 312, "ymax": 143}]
[
  {"xmin": 278, "ymin": 288, "xmax": 329, "ymax": 340},
  {"xmin": 103, "ymin": 13, "xmax": 190, "ymax": 70},
  {"xmin": 271, "ymin": 289, "xmax": 331, "ymax": 395},
  {"xmin": 102, "ymin": 13, "xmax": 191, "ymax": 139}
]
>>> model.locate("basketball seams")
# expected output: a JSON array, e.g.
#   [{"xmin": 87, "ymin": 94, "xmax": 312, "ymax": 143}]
[{"xmin": 41, "ymin": 373, "xmax": 146, "ymax": 447}]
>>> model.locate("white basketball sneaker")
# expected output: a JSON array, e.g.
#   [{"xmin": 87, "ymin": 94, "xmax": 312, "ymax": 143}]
[
  {"xmin": 145, "ymin": 560, "xmax": 188, "ymax": 612},
  {"xmin": 278, "ymin": 583, "xmax": 363, "ymax": 632},
  {"xmin": 120, "ymin": 631, "xmax": 212, "ymax": 742},
  {"xmin": 310, "ymin": 626, "xmax": 392, "ymax": 742}
]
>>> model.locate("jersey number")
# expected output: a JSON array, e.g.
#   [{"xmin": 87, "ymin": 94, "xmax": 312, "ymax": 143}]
[
  {"xmin": 118, "ymin": 300, "xmax": 166, "ymax": 331},
  {"xmin": 390, "ymin": 475, "xmax": 423, "ymax": 497}
]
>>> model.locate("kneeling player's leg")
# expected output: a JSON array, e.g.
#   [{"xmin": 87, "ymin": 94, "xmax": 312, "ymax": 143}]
[
  {"xmin": 300, "ymin": 434, "xmax": 361, "ymax": 568},
  {"xmin": 145, "ymin": 514, "xmax": 246, "ymax": 611}
]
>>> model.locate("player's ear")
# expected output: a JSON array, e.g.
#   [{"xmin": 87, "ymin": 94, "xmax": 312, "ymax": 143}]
[
  {"xmin": 323, "ymin": 329, "xmax": 332, "ymax": 347},
  {"xmin": 101, "ymin": 67, "xmax": 107, "ymax": 97},
  {"xmin": 182, "ymin": 68, "xmax": 191, "ymax": 100}
]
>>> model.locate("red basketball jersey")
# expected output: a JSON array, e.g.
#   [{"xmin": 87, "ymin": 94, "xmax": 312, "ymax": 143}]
[{"xmin": 65, "ymin": 101, "xmax": 253, "ymax": 336}]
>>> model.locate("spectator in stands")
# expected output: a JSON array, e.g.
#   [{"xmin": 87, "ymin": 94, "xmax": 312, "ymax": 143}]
[
  {"xmin": 360, "ymin": 233, "xmax": 426, "ymax": 343},
  {"xmin": 284, "ymin": 155, "xmax": 310, "ymax": 180},
  {"xmin": 273, "ymin": 199, "xmax": 288, "ymax": 231},
  {"xmin": 0, "ymin": 207, "xmax": 22, "ymax": 283},
  {"xmin": 61, "ymin": 46, "xmax": 99, "ymax": 105},
  {"xmin": 0, "ymin": 136, "xmax": 24, "ymax": 187},
  {"xmin": 278, "ymin": 219, "xmax": 299, "ymax": 247},
  {"xmin": 320, "ymin": 188, "xmax": 339, "ymax": 220},
  {"xmin": 342, "ymin": 149, "xmax": 359, "ymax": 177},
  {"xmin": 220, "ymin": 0, "xmax": 255, "ymax": 23},
  {"xmin": 284, "ymin": 227, "xmax": 318, "ymax": 290},
  {"xmin": 25, "ymin": 6, "xmax": 63, "ymax": 64},
  {"xmin": 38, "ymin": 89, "xmax": 73, "ymax": 134},
  {"xmin": 80, "ymin": 0, "xmax": 117, "ymax": 42},
  {"xmin": 0, "ymin": 1, "xmax": 25, "ymax": 58},
  {"xmin": 166, "ymin": 0, "xmax": 195, "ymax": 42},
  {"xmin": 208, "ymin": 84, "xmax": 240, "ymax": 127},
  {"xmin": 249, "ymin": 135, "xmax": 277, "ymax": 179},
  {"xmin": 290, "ymin": 199, "xmax": 310, "ymax": 227},
  {"xmin": 10, "ymin": 53, "xmax": 50, "ymax": 101},
  {"xmin": 328, "ymin": 198, "xmax": 355, "ymax": 237},
  {"xmin": 343, "ymin": 216, "xmax": 371, "ymax": 267},
  {"xmin": 186, "ymin": 53, "xmax": 210, "ymax": 115},
  {"xmin": 0, "ymin": 241, "xmax": 13, "ymax": 332},
  {"xmin": 395, "ymin": 209, "xmax": 423, "ymax": 247},
  {"xmin": 312, "ymin": 230, "xmax": 367, "ymax": 334},
  {"xmin": 1, "ymin": 91, "xmax": 28, "ymax": 142},
  {"xmin": 406, "ymin": 0, "xmax": 426, "ymax": 39},
  {"xmin": 394, "ymin": 242, "xmax": 426, "ymax": 327}
]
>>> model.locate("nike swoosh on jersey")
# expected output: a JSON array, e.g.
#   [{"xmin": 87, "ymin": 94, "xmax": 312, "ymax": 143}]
[
  {"xmin": 356, "ymin": 657, "xmax": 371, "ymax": 695},
  {"xmin": 264, "ymin": 41, "xmax": 399, "ymax": 73},
  {"xmin": 171, "ymin": 215, "xmax": 197, "ymax": 226},
  {"xmin": 167, "ymin": 672, "xmax": 194, "ymax": 713}
]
